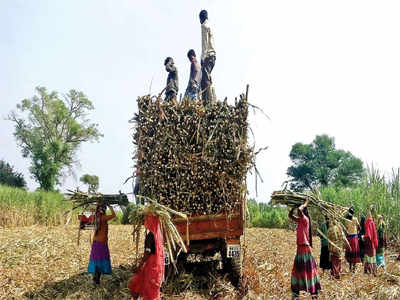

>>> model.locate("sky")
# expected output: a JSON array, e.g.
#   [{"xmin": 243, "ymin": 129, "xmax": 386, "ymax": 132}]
[{"xmin": 1, "ymin": 0, "xmax": 400, "ymax": 203}]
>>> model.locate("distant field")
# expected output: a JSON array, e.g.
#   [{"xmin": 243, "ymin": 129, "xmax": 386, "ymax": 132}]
[
  {"xmin": 1, "ymin": 226, "xmax": 400, "ymax": 299},
  {"xmin": 0, "ymin": 185, "xmax": 75, "ymax": 227}
]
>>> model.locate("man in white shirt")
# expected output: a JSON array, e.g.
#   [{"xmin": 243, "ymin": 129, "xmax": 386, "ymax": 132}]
[{"xmin": 199, "ymin": 10, "xmax": 216, "ymax": 105}]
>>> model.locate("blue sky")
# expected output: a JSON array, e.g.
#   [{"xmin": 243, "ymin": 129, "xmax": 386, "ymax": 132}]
[{"xmin": 1, "ymin": 1, "xmax": 400, "ymax": 202}]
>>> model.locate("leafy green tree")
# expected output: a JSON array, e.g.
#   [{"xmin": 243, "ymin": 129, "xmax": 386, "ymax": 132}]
[
  {"xmin": 287, "ymin": 134, "xmax": 364, "ymax": 191},
  {"xmin": 0, "ymin": 160, "xmax": 26, "ymax": 188},
  {"xmin": 8, "ymin": 87, "xmax": 103, "ymax": 191},
  {"xmin": 80, "ymin": 174, "xmax": 99, "ymax": 193}
]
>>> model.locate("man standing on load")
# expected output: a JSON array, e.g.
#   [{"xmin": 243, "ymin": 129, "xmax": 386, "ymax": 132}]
[
  {"xmin": 184, "ymin": 49, "xmax": 201, "ymax": 100},
  {"xmin": 164, "ymin": 57, "xmax": 179, "ymax": 102},
  {"xmin": 199, "ymin": 10, "xmax": 216, "ymax": 105}
]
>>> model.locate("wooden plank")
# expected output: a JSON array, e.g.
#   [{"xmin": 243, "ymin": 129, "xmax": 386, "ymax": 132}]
[
  {"xmin": 174, "ymin": 213, "xmax": 243, "ymax": 242},
  {"xmin": 173, "ymin": 212, "xmax": 241, "ymax": 223},
  {"xmin": 185, "ymin": 229, "xmax": 243, "ymax": 241},
  {"xmin": 175, "ymin": 215, "xmax": 242, "ymax": 233}
]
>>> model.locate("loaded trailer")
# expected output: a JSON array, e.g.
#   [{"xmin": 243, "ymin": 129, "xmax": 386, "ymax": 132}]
[{"xmin": 133, "ymin": 87, "xmax": 252, "ymax": 286}]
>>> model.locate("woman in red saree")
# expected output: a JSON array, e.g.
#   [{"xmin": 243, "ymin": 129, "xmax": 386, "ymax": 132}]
[
  {"xmin": 129, "ymin": 214, "xmax": 164, "ymax": 300},
  {"xmin": 363, "ymin": 207, "xmax": 378, "ymax": 276}
]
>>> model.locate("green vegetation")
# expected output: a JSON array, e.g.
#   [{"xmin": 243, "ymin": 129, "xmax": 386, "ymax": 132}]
[
  {"xmin": 0, "ymin": 160, "xmax": 26, "ymax": 188},
  {"xmin": 8, "ymin": 87, "xmax": 103, "ymax": 191},
  {"xmin": 0, "ymin": 185, "xmax": 73, "ymax": 227},
  {"xmin": 80, "ymin": 174, "xmax": 99, "ymax": 193},
  {"xmin": 320, "ymin": 166, "xmax": 400, "ymax": 238},
  {"xmin": 247, "ymin": 199, "xmax": 288, "ymax": 229},
  {"xmin": 287, "ymin": 134, "xmax": 364, "ymax": 191},
  {"xmin": 251, "ymin": 166, "xmax": 400, "ymax": 240}
]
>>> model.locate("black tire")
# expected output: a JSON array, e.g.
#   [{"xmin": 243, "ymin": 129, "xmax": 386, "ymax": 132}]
[
  {"xmin": 164, "ymin": 251, "xmax": 187, "ymax": 281},
  {"xmin": 225, "ymin": 257, "xmax": 242, "ymax": 287},
  {"xmin": 221, "ymin": 242, "xmax": 242, "ymax": 287}
]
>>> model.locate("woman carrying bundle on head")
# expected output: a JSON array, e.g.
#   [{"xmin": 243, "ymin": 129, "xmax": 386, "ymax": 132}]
[
  {"xmin": 129, "ymin": 214, "xmax": 164, "ymax": 300},
  {"xmin": 319, "ymin": 215, "xmax": 331, "ymax": 274},
  {"xmin": 376, "ymin": 215, "xmax": 387, "ymax": 270},
  {"xmin": 88, "ymin": 204, "xmax": 116, "ymax": 285},
  {"xmin": 344, "ymin": 206, "xmax": 361, "ymax": 272},
  {"xmin": 328, "ymin": 218, "xmax": 351, "ymax": 279},
  {"xmin": 362, "ymin": 206, "xmax": 378, "ymax": 276},
  {"xmin": 289, "ymin": 200, "xmax": 321, "ymax": 300}
]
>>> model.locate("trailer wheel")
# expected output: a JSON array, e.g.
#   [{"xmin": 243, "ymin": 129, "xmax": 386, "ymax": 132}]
[
  {"xmin": 164, "ymin": 252, "xmax": 187, "ymax": 281},
  {"xmin": 224, "ymin": 256, "xmax": 242, "ymax": 287},
  {"xmin": 222, "ymin": 243, "xmax": 242, "ymax": 287}
]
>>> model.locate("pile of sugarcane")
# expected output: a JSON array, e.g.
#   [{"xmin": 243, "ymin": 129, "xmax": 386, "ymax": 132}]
[
  {"xmin": 271, "ymin": 190, "xmax": 349, "ymax": 221},
  {"xmin": 131, "ymin": 93, "xmax": 254, "ymax": 216},
  {"xmin": 131, "ymin": 196, "xmax": 188, "ymax": 268},
  {"xmin": 271, "ymin": 190, "xmax": 351, "ymax": 251},
  {"xmin": 64, "ymin": 189, "xmax": 129, "ymax": 211}
]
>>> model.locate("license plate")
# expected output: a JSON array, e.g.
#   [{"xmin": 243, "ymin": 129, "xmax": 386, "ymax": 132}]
[
  {"xmin": 227, "ymin": 244, "xmax": 240, "ymax": 258},
  {"xmin": 164, "ymin": 251, "xmax": 170, "ymax": 265}
]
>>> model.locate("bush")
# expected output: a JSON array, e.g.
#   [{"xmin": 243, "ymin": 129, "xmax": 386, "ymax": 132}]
[
  {"xmin": 247, "ymin": 199, "xmax": 289, "ymax": 229},
  {"xmin": 120, "ymin": 203, "xmax": 135, "ymax": 225}
]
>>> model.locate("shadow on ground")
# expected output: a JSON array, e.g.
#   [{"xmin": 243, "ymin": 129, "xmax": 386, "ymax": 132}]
[
  {"xmin": 23, "ymin": 265, "xmax": 132, "ymax": 300},
  {"xmin": 23, "ymin": 261, "xmax": 239, "ymax": 300}
]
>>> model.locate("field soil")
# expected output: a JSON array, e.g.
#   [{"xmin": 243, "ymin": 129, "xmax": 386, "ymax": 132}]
[{"xmin": 1, "ymin": 225, "xmax": 400, "ymax": 299}]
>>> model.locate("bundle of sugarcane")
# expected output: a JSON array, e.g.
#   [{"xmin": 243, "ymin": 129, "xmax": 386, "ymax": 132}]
[
  {"xmin": 271, "ymin": 190, "xmax": 349, "ymax": 221},
  {"xmin": 271, "ymin": 190, "xmax": 351, "ymax": 251},
  {"xmin": 131, "ymin": 92, "xmax": 254, "ymax": 216},
  {"xmin": 64, "ymin": 189, "xmax": 129, "ymax": 211},
  {"xmin": 130, "ymin": 196, "xmax": 188, "ymax": 269}
]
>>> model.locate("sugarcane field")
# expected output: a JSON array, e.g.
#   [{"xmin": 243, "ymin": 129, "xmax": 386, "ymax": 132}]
[{"xmin": 2, "ymin": 2, "xmax": 400, "ymax": 300}]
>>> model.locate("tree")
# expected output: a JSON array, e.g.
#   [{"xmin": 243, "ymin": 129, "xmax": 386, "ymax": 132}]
[
  {"xmin": 287, "ymin": 134, "xmax": 364, "ymax": 191},
  {"xmin": 0, "ymin": 160, "xmax": 26, "ymax": 188},
  {"xmin": 8, "ymin": 87, "xmax": 103, "ymax": 191},
  {"xmin": 80, "ymin": 174, "xmax": 99, "ymax": 193}
]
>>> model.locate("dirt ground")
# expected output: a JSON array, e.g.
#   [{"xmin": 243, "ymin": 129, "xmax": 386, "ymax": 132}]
[{"xmin": 1, "ymin": 225, "xmax": 400, "ymax": 299}]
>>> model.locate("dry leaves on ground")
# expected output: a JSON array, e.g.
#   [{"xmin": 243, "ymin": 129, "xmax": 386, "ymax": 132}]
[{"xmin": 1, "ymin": 226, "xmax": 399, "ymax": 299}]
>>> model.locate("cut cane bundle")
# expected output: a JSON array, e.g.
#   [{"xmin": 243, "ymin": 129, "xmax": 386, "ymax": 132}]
[
  {"xmin": 131, "ymin": 92, "xmax": 256, "ymax": 216},
  {"xmin": 130, "ymin": 196, "xmax": 188, "ymax": 268},
  {"xmin": 64, "ymin": 189, "xmax": 129, "ymax": 211},
  {"xmin": 271, "ymin": 190, "xmax": 349, "ymax": 222},
  {"xmin": 64, "ymin": 190, "xmax": 129, "ymax": 245},
  {"xmin": 271, "ymin": 189, "xmax": 351, "ymax": 251}
]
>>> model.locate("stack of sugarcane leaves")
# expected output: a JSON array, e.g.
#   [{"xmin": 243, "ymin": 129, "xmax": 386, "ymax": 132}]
[
  {"xmin": 130, "ymin": 196, "xmax": 188, "ymax": 269},
  {"xmin": 131, "ymin": 94, "xmax": 254, "ymax": 216},
  {"xmin": 271, "ymin": 190, "xmax": 350, "ymax": 252},
  {"xmin": 64, "ymin": 189, "xmax": 129, "ymax": 211}
]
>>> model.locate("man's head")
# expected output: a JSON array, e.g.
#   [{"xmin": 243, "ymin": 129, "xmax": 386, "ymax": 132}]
[
  {"xmin": 199, "ymin": 10, "xmax": 208, "ymax": 24},
  {"xmin": 164, "ymin": 57, "xmax": 173, "ymax": 66},
  {"xmin": 187, "ymin": 49, "xmax": 196, "ymax": 62}
]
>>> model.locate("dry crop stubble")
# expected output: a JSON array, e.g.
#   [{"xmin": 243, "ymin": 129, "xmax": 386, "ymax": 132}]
[{"xmin": 1, "ymin": 226, "xmax": 400, "ymax": 299}]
